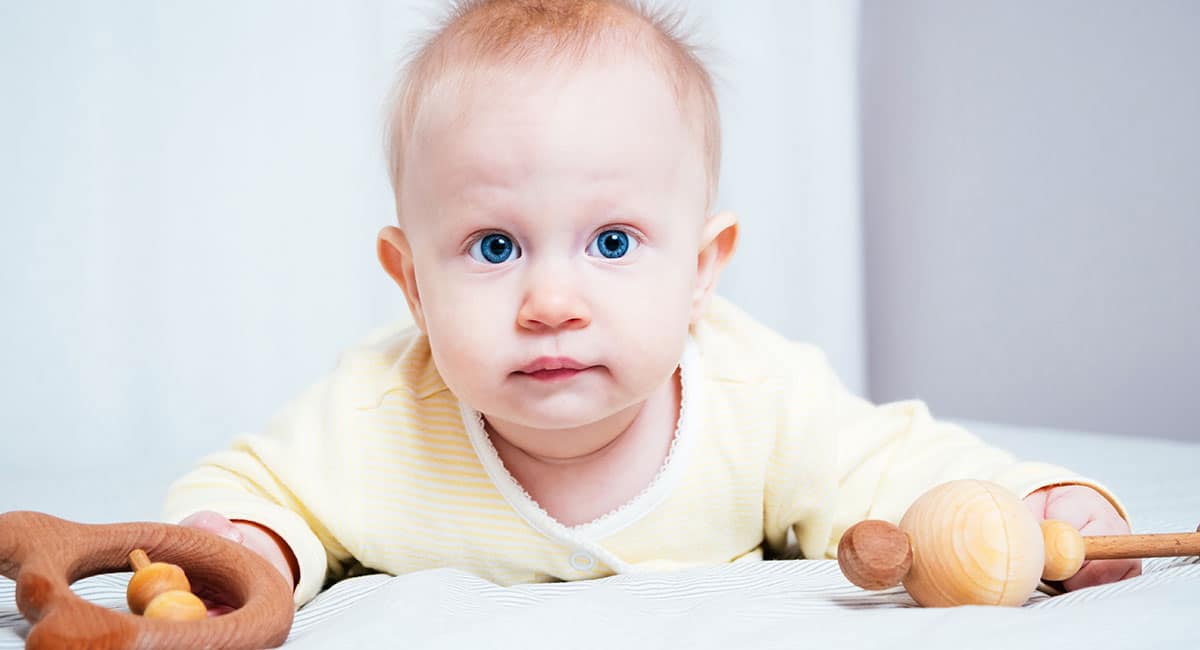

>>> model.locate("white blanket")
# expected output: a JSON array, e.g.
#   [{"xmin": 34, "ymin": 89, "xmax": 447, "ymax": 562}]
[{"xmin": 4, "ymin": 421, "xmax": 1199, "ymax": 648}]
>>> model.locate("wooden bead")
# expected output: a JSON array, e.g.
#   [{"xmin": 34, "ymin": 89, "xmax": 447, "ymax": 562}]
[
  {"xmin": 899, "ymin": 480, "xmax": 1044, "ymax": 607},
  {"xmin": 1041, "ymin": 519, "xmax": 1086, "ymax": 581},
  {"xmin": 143, "ymin": 590, "xmax": 207, "ymax": 622},
  {"xmin": 837, "ymin": 520, "xmax": 913, "ymax": 590},
  {"xmin": 127, "ymin": 549, "xmax": 192, "ymax": 615}
]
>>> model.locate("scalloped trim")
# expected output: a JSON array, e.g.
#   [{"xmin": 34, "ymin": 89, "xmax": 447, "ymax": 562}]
[{"xmin": 459, "ymin": 337, "xmax": 701, "ymax": 571}]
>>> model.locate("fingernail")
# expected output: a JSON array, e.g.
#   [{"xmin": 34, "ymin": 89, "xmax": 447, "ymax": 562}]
[{"xmin": 222, "ymin": 527, "xmax": 244, "ymax": 544}]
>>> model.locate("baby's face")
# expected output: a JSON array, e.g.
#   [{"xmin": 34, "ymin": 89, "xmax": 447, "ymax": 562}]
[{"xmin": 398, "ymin": 55, "xmax": 711, "ymax": 436}]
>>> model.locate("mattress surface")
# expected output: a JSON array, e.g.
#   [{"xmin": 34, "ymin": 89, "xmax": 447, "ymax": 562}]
[{"xmin": 3, "ymin": 420, "xmax": 1198, "ymax": 648}]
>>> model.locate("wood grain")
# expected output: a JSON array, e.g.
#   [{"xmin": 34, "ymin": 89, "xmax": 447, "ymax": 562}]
[
  {"xmin": 898, "ymin": 480, "xmax": 1044, "ymax": 607},
  {"xmin": 837, "ymin": 520, "xmax": 912, "ymax": 590},
  {"xmin": 1084, "ymin": 532, "xmax": 1200, "ymax": 560},
  {"xmin": 0, "ymin": 510, "xmax": 293, "ymax": 649}
]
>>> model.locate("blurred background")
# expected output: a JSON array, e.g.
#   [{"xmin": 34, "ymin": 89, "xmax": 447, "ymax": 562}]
[
  {"xmin": 861, "ymin": 1, "xmax": 1199, "ymax": 449},
  {"xmin": 1, "ymin": 1, "xmax": 1196, "ymax": 520}
]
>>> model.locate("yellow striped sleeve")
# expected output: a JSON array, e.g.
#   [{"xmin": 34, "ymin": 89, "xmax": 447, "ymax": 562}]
[
  {"xmin": 760, "ymin": 341, "xmax": 1128, "ymax": 561},
  {"xmin": 163, "ymin": 374, "xmax": 357, "ymax": 607}
]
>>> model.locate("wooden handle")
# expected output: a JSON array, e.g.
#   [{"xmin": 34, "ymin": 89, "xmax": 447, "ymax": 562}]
[
  {"xmin": 129, "ymin": 549, "xmax": 151, "ymax": 572},
  {"xmin": 0, "ymin": 510, "xmax": 294, "ymax": 650},
  {"xmin": 1041, "ymin": 520, "xmax": 1200, "ymax": 581},
  {"xmin": 1084, "ymin": 532, "xmax": 1200, "ymax": 560}
]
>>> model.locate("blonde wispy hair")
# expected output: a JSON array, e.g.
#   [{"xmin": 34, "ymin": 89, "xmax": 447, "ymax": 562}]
[{"xmin": 383, "ymin": 0, "xmax": 721, "ymax": 218}]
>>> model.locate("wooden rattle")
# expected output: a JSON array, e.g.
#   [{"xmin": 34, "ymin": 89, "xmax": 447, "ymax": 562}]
[
  {"xmin": 0, "ymin": 510, "xmax": 294, "ymax": 649},
  {"xmin": 837, "ymin": 479, "xmax": 1200, "ymax": 607}
]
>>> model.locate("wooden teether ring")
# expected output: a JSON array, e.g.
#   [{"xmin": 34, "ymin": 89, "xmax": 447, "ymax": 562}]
[{"xmin": 0, "ymin": 510, "xmax": 293, "ymax": 649}]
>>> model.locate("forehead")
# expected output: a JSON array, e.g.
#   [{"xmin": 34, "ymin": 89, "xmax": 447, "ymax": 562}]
[{"xmin": 405, "ymin": 55, "xmax": 706, "ymax": 198}]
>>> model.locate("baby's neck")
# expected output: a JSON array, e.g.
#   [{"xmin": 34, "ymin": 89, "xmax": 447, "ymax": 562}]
[
  {"xmin": 486, "ymin": 401, "xmax": 644, "ymax": 465},
  {"xmin": 484, "ymin": 369, "xmax": 682, "ymax": 527}
]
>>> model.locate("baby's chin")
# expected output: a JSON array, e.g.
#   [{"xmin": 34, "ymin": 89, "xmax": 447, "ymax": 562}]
[
  {"xmin": 482, "ymin": 406, "xmax": 634, "ymax": 462},
  {"xmin": 487, "ymin": 403, "xmax": 621, "ymax": 433}
]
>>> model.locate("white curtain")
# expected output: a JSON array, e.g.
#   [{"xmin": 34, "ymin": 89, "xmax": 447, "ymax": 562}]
[{"xmin": 0, "ymin": 1, "xmax": 861, "ymax": 514}]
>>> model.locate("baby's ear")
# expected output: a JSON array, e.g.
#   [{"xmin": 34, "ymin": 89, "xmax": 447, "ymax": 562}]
[
  {"xmin": 691, "ymin": 210, "xmax": 739, "ymax": 323},
  {"xmin": 377, "ymin": 226, "xmax": 426, "ymax": 332}
]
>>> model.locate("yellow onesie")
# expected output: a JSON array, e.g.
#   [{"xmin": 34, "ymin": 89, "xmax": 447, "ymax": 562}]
[{"xmin": 163, "ymin": 295, "xmax": 1125, "ymax": 607}]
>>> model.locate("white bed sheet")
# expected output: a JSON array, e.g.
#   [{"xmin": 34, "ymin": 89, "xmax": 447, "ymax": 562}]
[{"xmin": 3, "ymin": 420, "xmax": 1199, "ymax": 648}]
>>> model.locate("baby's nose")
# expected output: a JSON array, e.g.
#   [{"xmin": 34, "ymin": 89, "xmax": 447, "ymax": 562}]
[{"xmin": 517, "ymin": 279, "xmax": 591, "ymax": 331}]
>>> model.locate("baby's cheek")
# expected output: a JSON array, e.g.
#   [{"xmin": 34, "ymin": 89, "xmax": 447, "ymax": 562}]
[
  {"xmin": 426, "ymin": 284, "xmax": 500, "ymax": 342},
  {"xmin": 424, "ymin": 316, "xmax": 495, "ymax": 388},
  {"xmin": 614, "ymin": 318, "xmax": 689, "ymax": 391}
]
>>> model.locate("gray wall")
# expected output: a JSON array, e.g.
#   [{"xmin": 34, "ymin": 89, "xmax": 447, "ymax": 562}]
[{"xmin": 861, "ymin": 1, "xmax": 1200, "ymax": 442}]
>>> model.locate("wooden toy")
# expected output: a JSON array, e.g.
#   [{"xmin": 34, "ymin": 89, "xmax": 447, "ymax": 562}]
[
  {"xmin": 127, "ymin": 549, "xmax": 206, "ymax": 621},
  {"xmin": 837, "ymin": 479, "xmax": 1200, "ymax": 607},
  {"xmin": 0, "ymin": 510, "xmax": 294, "ymax": 649}
]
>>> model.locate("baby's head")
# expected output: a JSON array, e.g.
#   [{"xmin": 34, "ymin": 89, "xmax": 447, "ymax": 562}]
[{"xmin": 377, "ymin": 0, "xmax": 738, "ymax": 456}]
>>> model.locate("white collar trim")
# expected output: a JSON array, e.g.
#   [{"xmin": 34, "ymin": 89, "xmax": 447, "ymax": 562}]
[{"xmin": 459, "ymin": 337, "xmax": 701, "ymax": 574}]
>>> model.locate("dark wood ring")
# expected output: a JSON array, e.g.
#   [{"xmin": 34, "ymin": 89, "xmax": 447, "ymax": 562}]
[{"xmin": 1, "ymin": 510, "xmax": 293, "ymax": 649}]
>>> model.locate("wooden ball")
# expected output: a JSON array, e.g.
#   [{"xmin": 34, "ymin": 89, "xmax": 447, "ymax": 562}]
[
  {"xmin": 127, "ymin": 561, "xmax": 191, "ymax": 615},
  {"xmin": 838, "ymin": 520, "xmax": 913, "ymax": 590},
  {"xmin": 143, "ymin": 590, "xmax": 207, "ymax": 622},
  {"xmin": 899, "ymin": 480, "xmax": 1044, "ymax": 607},
  {"xmin": 1041, "ymin": 519, "xmax": 1086, "ymax": 581}
]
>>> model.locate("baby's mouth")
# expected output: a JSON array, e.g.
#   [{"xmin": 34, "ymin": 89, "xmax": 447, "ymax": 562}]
[
  {"xmin": 513, "ymin": 356, "xmax": 599, "ymax": 382},
  {"xmin": 519, "ymin": 367, "xmax": 590, "ymax": 382}
]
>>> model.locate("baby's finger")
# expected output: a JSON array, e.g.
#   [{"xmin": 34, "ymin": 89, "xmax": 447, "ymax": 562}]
[
  {"xmin": 206, "ymin": 605, "xmax": 235, "ymax": 618},
  {"xmin": 1078, "ymin": 515, "xmax": 1132, "ymax": 537},
  {"xmin": 192, "ymin": 579, "xmax": 239, "ymax": 616},
  {"xmin": 1062, "ymin": 557, "xmax": 1141, "ymax": 591},
  {"xmin": 1041, "ymin": 485, "xmax": 1116, "ymax": 530},
  {"xmin": 178, "ymin": 510, "xmax": 244, "ymax": 544},
  {"xmin": 1060, "ymin": 516, "xmax": 1140, "ymax": 591},
  {"xmin": 1023, "ymin": 488, "xmax": 1049, "ymax": 519}
]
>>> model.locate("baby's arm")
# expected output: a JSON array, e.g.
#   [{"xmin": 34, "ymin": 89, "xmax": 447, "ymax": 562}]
[
  {"xmin": 163, "ymin": 374, "xmax": 359, "ymax": 608},
  {"xmin": 767, "ymin": 343, "xmax": 1135, "ymax": 591}
]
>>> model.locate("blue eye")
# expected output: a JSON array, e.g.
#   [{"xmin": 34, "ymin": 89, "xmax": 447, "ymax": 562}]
[
  {"xmin": 588, "ymin": 230, "xmax": 637, "ymax": 259},
  {"xmin": 469, "ymin": 233, "xmax": 521, "ymax": 264}
]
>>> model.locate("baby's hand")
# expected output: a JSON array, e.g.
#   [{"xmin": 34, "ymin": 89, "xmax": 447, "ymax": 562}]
[
  {"xmin": 1023, "ymin": 485, "xmax": 1141, "ymax": 591},
  {"xmin": 179, "ymin": 511, "xmax": 298, "ymax": 615}
]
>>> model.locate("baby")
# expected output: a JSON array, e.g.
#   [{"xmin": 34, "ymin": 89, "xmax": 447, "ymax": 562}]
[{"xmin": 166, "ymin": 0, "xmax": 1138, "ymax": 610}]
